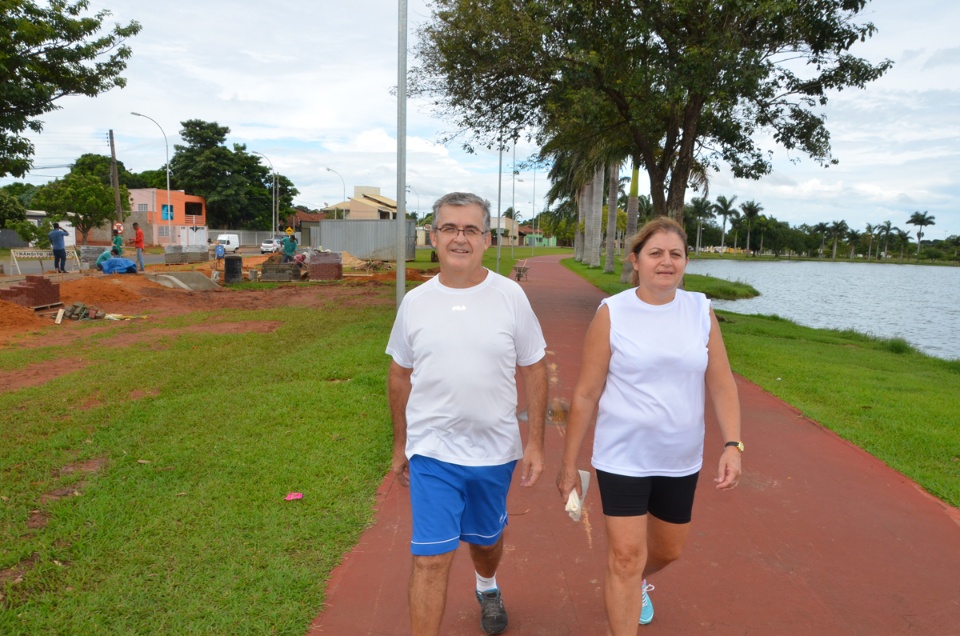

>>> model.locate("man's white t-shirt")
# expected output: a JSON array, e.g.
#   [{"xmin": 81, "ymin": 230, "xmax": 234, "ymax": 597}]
[
  {"xmin": 386, "ymin": 270, "xmax": 546, "ymax": 466},
  {"xmin": 592, "ymin": 288, "xmax": 712, "ymax": 477}
]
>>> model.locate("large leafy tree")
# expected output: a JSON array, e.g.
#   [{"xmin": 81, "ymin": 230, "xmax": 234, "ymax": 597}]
[
  {"xmin": 0, "ymin": 188, "xmax": 27, "ymax": 228},
  {"xmin": 1, "ymin": 182, "xmax": 40, "ymax": 208},
  {"xmin": 72, "ymin": 152, "xmax": 147, "ymax": 189},
  {"xmin": 0, "ymin": 188, "xmax": 44, "ymax": 244},
  {"xmin": 0, "ymin": 1, "xmax": 141, "ymax": 177},
  {"xmin": 31, "ymin": 172, "xmax": 125, "ymax": 244},
  {"xmin": 168, "ymin": 120, "xmax": 297, "ymax": 230},
  {"xmin": 415, "ymin": 0, "xmax": 891, "ymax": 221}
]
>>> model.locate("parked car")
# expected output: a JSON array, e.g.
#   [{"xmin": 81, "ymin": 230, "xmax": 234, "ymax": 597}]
[{"xmin": 260, "ymin": 238, "xmax": 282, "ymax": 253}]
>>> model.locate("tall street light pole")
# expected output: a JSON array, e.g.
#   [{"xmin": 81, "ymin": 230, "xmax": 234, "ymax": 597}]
[
  {"xmin": 131, "ymin": 112, "xmax": 172, "ymax": 245},
  {"xmin": 253, "ymin": 151, "xmax": 277, "ymax": 233},
  {"xmin": 324, "ymin": 167, "xmax": 346, "ymax": 220},
  {"xmin": 510, "ymin": 139, "xmax": 516, "ymax": 259},
  {"xmin": 396, "ymin": 0, "xmax": 409, "ymax": 306},
  {"xmin": 531, "ymin": 162, "xmax": 537, "ymax": 256}
]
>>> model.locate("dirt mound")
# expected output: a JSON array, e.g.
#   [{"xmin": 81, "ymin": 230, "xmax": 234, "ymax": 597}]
[
  {"xmin": 61, "ymin": 275, "xmax": 167, "ymax": 305},
  {"xmin": 0, "ymin": 300, "xmax": 48, "ymax": 333},
  {"xmin": 368, "ymin": 268, "xmax": 437, "ymax": 282}
]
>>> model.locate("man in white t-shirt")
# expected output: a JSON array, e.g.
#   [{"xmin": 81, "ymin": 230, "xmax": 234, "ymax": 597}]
[{"xmin": 386, "ymin": 192, "xmax": 547, "ymax": 636}]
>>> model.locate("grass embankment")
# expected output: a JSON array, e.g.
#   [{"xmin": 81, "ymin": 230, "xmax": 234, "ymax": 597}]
[
  {"xmin": 563, "ymin": 256, "xmax": 759, "ymax": 300},
  {"xmin": 403, "ymin": 244, "xmax": 574, "ymax": 278},
  {"xmin": 1, "ymin": 294, "xmax": 396, "ymax": 633},
  {"xmin": 564, "ymin": 256, "xmax": 960, "ymax": 509}
]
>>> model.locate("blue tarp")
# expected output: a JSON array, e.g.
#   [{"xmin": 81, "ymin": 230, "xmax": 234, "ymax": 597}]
[{"xmin": 101, "ymin": 257, "xmax": 138, "ymax": 274}]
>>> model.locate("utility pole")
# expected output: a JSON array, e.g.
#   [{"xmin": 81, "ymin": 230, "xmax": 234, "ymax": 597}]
[{"xmin": 109, "ymin": 130, "xmax": 123, "ymax": 223}]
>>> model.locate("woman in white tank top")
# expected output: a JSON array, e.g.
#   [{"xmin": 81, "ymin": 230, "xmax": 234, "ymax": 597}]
[{"xmin": 557, "ymin": 217, "xmax": 743, "ymax": 634}]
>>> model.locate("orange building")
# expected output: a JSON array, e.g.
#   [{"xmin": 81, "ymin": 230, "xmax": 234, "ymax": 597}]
[{"xmin": 128, "ymin": 189, "xmax": 208, "ymax": 246}]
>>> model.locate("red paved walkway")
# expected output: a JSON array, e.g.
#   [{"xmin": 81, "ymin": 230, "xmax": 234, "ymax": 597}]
[{"xmin": 310, "ymin": 255, "xmax": 960, "ymax": 635}]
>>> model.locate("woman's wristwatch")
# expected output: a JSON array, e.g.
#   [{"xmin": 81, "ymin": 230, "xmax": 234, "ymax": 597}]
[{"xmin": 724, "ymin": 441, "xmax": 744, "ymax": 453}]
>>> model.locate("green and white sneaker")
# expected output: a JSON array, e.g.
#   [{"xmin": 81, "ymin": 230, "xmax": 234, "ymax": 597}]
[{"xmin": 639, "ymin": 580, "xmax": 655, "ymax": 625}]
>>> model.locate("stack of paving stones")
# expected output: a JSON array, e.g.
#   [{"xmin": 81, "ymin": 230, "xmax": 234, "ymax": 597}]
[
  {"xmin": 260, "ymin": 262, "xmax": 299, "ymax": 282},
  {"xmin": 164, "ymin": 245, "xmax": 185, "ymax": 264},
  {"xmin": 0, "ymin": 275, "xmax": 60, "ymax": 308},
  {"xmin": 183, "ymin": 245, "xmax": 209, "ymax": 263},
  {"xmin": 62, "ymin": 302, "xmax": 106, "ymax": 321},
  {"xmin": 79, "ymin": 246, "xmax": 105, "ymax": 263},
  {"xmin": 308, "ymin": 251, "xmax": 343, "ymax": 280}
]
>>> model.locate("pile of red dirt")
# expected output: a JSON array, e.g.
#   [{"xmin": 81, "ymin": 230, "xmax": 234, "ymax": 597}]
[
  {"xmin": 368, "ymin": 268, "xmax": 437, "ymax": 282},
  {"xmin": 0, "ymin": 300, "xmax": 48, "ymax": 333},
  {"xmin": 60, "ymin": 275, "xmax": 168, "ymax": 305}
]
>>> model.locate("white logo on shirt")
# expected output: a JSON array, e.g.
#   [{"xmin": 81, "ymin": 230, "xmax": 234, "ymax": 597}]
[{"xmin": 452, "ymin": 305, "xmax": 466, "ymax": 311}]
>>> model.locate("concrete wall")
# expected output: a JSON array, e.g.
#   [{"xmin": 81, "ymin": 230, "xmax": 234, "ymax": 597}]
[{"xmin": 300, "ymin": 219, "xmax": 416, "ymax": 261}]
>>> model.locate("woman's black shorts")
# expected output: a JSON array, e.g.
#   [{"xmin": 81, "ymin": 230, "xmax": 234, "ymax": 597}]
[{"xmin": 595, "ymin": 470, "xmax": 700, "ymax": 524}]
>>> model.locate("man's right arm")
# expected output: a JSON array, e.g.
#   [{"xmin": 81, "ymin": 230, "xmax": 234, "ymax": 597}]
[{"xmin": 387, "ymin": 361, "xmax": 413, "ymax": 486}]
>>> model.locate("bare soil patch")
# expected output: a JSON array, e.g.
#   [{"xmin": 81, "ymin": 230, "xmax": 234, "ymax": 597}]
[{"xmin": 0, "ymin": 272, "xmax": 395, "ymax": 352}]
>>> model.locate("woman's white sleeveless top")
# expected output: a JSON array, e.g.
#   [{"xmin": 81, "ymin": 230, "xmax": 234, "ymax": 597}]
[{"xmin": 591, "ymin": 288, "xmax": 712, "ymax": 477}]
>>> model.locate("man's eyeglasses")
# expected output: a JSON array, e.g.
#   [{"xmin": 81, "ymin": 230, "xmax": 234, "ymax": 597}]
[{"xmin": 436, "ymin": 225, "xmax": 487, "ymax": 238}]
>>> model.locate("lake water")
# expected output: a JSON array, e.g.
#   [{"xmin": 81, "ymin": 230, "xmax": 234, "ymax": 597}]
[{"xmin": 685, "ymin": 259, "xmax": 960, "ymax": 361}]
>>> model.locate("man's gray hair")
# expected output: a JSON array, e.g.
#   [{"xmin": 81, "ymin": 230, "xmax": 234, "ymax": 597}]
[{"xmin": 432, "ymin": 192, "xmax": 491, "ymax": 232}]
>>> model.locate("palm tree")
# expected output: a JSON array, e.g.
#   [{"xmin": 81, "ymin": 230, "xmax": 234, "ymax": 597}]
[
  {"xmin": 906, "ymin": 210, "xmax": 936, "ymax": 257},
  {"xmin": 813, "ymin": 222, "xmax": 830, "ymax": 258},
  {"xmin": 729, "ymin": 215, "xmax": 746, "ymax": 252},
  {"xmin": 845, "ymin": 228, "xmax": 862, "ymax": 259},
  {"xmin": 879, "ymin": 220, "xmax": 894, "ymax": 260},
  {"xmin": 864, "ymin": 223, "xmax": 875, "ymax": 261},
  {"xmin": 604, "ymin": 161, "xmax": 619, "ymax": 274},
  {"xmin": 895, "ymin": 228, "xmax": 911, "ymax": 262},
  {"xmin": 755, "ymin": 215, "xmax": 770, "ymax": 256},
  {"xmin": 713, "ymin": 195, "xmax": 738, "ymax": 251},
  {"xmin": 829, "ymin": 220, "xmax": 848, "ymax": 260},
  {"xmin": 739, "ymin": 200, "xmax": 763, "ymax": 255},
  {"xmin": 685, "ymin": 197, "xmax": 714, "ymax": 255}
]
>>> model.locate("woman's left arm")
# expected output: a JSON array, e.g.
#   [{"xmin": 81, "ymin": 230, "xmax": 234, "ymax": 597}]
[{"xmin": 704, "ymin": 308, "xmax": 742, "ymax": 490}]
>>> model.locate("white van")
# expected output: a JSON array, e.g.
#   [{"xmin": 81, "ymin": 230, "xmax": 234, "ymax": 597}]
[{"xmin": 216, "ymin": 234, "xmax": 241, "ymax": 253}]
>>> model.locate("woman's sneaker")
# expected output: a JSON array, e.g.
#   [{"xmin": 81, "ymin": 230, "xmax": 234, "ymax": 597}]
[
  {"xmin": 639, "ymin": 580, "xmax": 655, "ymax": 625},
  {"xmin": 476, "ymin": 588, "xmax": 508, "ymax": 634}
]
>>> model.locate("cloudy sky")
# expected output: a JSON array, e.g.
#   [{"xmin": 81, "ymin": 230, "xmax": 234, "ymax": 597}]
[{"xmin": 4, "ymin": 0, "xmax": 958, "ymax": 239}]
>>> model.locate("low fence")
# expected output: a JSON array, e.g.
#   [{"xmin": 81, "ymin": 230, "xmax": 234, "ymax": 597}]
[{"xmin": 8, "ymin": 249, "xmax": 81, "ymax": 275}]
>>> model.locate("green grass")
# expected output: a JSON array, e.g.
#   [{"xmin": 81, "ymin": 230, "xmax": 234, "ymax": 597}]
[
  {"xmin": 1, "ymin": 294, "xmax": 396, "ymax": 634},
  {"xmin": 405, "ymin": 244, "xmax": 575, "ymax": 279},
  {"xmin": 716, "ymin": 312, "xmax": 960, "ymax": 506}
]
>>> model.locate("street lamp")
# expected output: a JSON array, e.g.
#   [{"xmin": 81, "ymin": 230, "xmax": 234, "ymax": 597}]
[
  {"xmin": 252, "ymin": 151, "xmax": 277, "ymax": 233},
  {"xmin": 130, "ymin": 112, "xmax": 172, "ymax": 245},
  {"xmin": 406, "ymin": 185, "xmax": 420, "ymax": 222},
  {"xmin": 510, "ymin": 139, "xmax": 516, "ymax": 258},
  {"xmin": 325, "ymin": 167, "xmax": 346, "ymax": 220}
]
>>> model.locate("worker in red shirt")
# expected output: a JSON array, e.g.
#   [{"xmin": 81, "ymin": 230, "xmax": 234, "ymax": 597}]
[{"xmin": 132, "ymin": 222, "xmax": 146, "ymax": 272}]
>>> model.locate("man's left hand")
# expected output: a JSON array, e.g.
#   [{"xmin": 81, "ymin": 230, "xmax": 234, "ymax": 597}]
[{"xmin": 520, "ymin": 445, "xmax": 544, "ymax": 487}]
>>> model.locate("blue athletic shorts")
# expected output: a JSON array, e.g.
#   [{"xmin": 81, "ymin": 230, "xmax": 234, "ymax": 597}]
[{"xmin": 408, "ymin": 455, "xmax": 517, "ymax": 556}]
